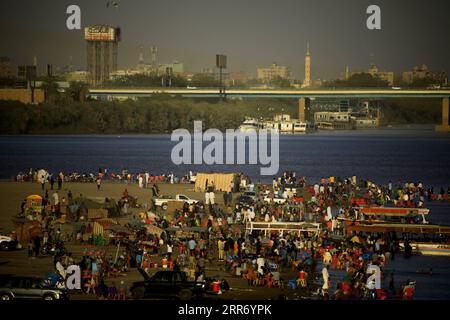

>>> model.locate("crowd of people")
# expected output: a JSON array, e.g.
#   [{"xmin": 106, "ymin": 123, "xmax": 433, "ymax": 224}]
[
  {"xmin": 12, "ymin": 168, "xmax": 196, "ymax": 186},
  {"xmin": 12, "ymin": 169, "xmax": 450, "ymax": 300}
]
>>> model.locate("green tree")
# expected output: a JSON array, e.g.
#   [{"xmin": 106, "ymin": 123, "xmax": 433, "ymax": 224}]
[
  {"xmin": 190, "ymin": 74, "xmax": 219, "ymax": 87},
  {"xmin": 324, "ymin": 73, "xmax": 389, "ymax": 87}
]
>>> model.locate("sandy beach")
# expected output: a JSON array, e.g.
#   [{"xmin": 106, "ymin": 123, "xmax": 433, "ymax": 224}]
[
  {"xmin": 0, "ymin": 181, "xmax": 207, "ymax": 232},
  {"xmin": 0, "ymin": 181, "xmax": 295, "ymax": 300}
]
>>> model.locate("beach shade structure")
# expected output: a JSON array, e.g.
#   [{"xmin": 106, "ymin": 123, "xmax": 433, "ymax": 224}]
[
  {"xmin": 145, "ymin": 224, "xmax": 164, "ymax": 237},
  {"xmin": 92, "ymin": 218, "xmax": 117, "ymax": 238},
  {"xmin": 194, "ymin": 173, "xmax": 240, "ymax": 192},
  {"xmin": 106, "ymin": 224, "xmax": 132, "ymax": 235}
]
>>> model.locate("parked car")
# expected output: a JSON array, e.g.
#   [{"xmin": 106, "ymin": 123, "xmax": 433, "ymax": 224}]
[
  {"xmin": 242, "ymin": 191, "xmax": 258, "ymax": 201},
  {"xmin": 153, "ymin": 194, "xmax": 198, "ymax": 210},
  {"xmin": 236, "ymin": 195, "xmax": 256, "ymax": 206},
  {"xmin": 0, "ymin": 235, "xmax": 18, "ymax": 251},
  {"xmin": 130, "ymin": 269, "xmax": 205, "ymax": 300},
  {"xmin": 263, "ymin": 195, "xmax": 287, "ymax": 204},
  {"xmin": 0, "ymin": 275, "xmax": 69, "ymax": 300}
]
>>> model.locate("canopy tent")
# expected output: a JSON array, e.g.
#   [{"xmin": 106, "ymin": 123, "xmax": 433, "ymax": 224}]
[
  {"xmin": 26, "ymin": 195, "xmax": 42, "ymax": 207},
  {"xmin": 194, "ymin": 173, "xmax": 240, "ymax": 192}
]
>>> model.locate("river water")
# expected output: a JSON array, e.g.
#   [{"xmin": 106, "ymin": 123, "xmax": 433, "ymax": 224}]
[
  {"xmin": 1, "ymin": 125, "xmax": 450, "ymax": 185},
  {"xmin": 1, "ymin": 126, "xmax": 450, "ymax": 298}
]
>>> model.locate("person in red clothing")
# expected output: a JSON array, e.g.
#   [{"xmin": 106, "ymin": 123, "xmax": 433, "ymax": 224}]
[
  {"xmin": 332, "ymin": 253, "xmax": 338, "ymax": 269},
  {"xmin": 264, "ymin": 272, "xmax": 273, "ymax": 288},
  {"xmin": 297, "ymin": 268, "xmax": 307, "ymax": 288}
]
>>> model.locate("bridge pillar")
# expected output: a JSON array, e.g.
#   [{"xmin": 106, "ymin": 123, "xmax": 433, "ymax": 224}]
[
  {"xmin": 298, "ymin": 97, "xmax": 311, "ymax": 122},
  {"xmin": 436, "ymin": 97, "xmax": 450, "ymax": 132}
]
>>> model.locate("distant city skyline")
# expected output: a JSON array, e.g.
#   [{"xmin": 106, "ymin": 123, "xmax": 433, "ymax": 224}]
[{"xmin": 1, "ymin": 0, "xmax": 450, "ymax": 80}]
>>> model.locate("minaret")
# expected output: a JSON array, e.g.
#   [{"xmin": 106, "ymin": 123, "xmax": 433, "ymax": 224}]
[
  {"xmin": 138, "ymin": 45, "xmax": 144, "ymax": 64},
  {"xmin": 303, "ymin": 42, "xmax": 311, "ymax": 87},
  {"xmin": 150, "ymin": 46, "xmax": 158, "ymax": 72}
]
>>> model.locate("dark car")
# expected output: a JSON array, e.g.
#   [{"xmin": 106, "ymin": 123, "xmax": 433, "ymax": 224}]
[
  {"xmin": 0, "ymin": 275, "xmax": 69, "ymax": 301},
  {"xmin": 130, "ymin": 269, "xmax": 205, "ymax": 300},
  {"xmin": 236, "ymin": 195, "xmax": 255, "ymax": 206}
]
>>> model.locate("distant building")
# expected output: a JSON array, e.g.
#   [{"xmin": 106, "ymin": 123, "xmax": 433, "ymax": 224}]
[
  {"xmin": 230, "ymin": 71, "xmax": 249, "ymax": 84},
  {"xmin": 348, "ymin": 64, "xmax": 394, "ymax": 85},
  {"xmin": 158, "ymin": 61, "xmax": 184, "ymax": 76},
  {"xmin": 367, "ymin": 64, "xmax": 394, "ymax": 85},
  {"xmin": 257, "ymin": 63, "xmax": 292, "ymax": 83},
  {"xmin": 402, "ymin": 64, "xmax": 447, "ymax": 84},
  {"xmin": 17, "ymin": 65, "xmax": 37, "ymax": 81},
  {"xmin": 110, "ymin": 69, "xmax": 142, "ymax": 80},
  {"xmin": 314, "ymin": 102, "xmax": 379, "ymax": 130},
  {"xmin": 65, "ymin": 71, "xmax": 88, "ymax": 83},
  {"xmin": 84, "ymin": 25, "xmax": 121, "ymax": 85},
  {"xmin": 135, "ymin": 46, "xmax": 158, "ymax": 75},
  {"xmin": 202, "ymin": 68, "xmax": 215, "ymax": 75},
  {"xmin": 0, "ymin": 88, "xmax": 44, "ymax": 104},
  {"xmin": 0, "ymin": 57, "xmax": 14, "ymax": 78}
]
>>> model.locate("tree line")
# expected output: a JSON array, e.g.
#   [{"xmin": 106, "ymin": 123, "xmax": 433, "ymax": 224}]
[
  {"xmin": 0, "ymin": 96, "xmax": 442, "ymax": 134},
  {"xmin": 0, "ymin": 97, "xmax": 299, "ymax": 134}
]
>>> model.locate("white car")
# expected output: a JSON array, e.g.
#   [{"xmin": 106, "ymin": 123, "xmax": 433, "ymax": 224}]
[
  {"xmin": 153, "ymin": 194, "xmax": 198, "ymax": 210},
  {"xmin": 263, "ymin": 195, "xmax": 287, "ymax": 205},
  {"xmin": 0, "ymin": 235, "xmax": 18, "ymax": 251}
]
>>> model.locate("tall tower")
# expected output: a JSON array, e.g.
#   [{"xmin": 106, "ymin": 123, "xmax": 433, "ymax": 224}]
[
  {"xmin": 303, "ymin": 41, "xmax": 311, "ymax": 87},
  {"xmin": 138, "ymin": 45, "xmax": 144, "ymax": 64},
  {"xmin": 85, "ymin": 25, "xmax": 121, "ymax": 85}
]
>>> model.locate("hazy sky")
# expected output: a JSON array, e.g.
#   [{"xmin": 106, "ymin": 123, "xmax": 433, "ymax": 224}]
[{"xmin": 1, "ymin": 0, "xmax": 449, "ymax": 80}]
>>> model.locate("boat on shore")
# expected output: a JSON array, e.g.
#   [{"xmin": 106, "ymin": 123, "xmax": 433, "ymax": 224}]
[
  {"xmin": 357, "ymin": 206, "xmax": 430, "ymax": 224},
  {"xmin": 399, "ymin": 242, "xmax": 450, "ymax": 257},
  {"xmin": 238, "ymin": 118, "xmax": 261, "ymax": 133}
]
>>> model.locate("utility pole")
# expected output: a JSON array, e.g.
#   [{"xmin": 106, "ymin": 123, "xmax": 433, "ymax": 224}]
[{"xmin": 216, "ymin": 54, "xmax": 227, "ymax": 100}]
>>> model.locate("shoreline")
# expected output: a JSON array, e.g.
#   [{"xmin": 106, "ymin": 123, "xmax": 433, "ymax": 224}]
[{"xmin": 0, "ymin": 124, "xmax": 440, "ymax": 137}]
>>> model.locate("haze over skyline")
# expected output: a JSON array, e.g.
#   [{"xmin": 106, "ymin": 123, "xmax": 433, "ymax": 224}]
[{"xmin": 1, "ymin": 0, "xmax": 449, "ymax": 80}]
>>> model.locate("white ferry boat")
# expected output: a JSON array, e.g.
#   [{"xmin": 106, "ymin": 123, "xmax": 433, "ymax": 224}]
[
  {"xmin": 238, "ymin": 118, "xmax": 260, "ymax": 133},
  {"xmin": 293, "ymin": 122, "xmax": 310, "ymax": 133}
]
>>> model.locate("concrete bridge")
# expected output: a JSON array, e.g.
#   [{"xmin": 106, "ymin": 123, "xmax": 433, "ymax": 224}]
[{"xmin": 88, "ymin": 88, "xmax": 450, "ymax": 132}]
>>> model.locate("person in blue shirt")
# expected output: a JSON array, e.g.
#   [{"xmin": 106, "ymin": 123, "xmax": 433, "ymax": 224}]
[{"xmin": 188, "ymin": 236, "xmax": 197, "ymax": 256}]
